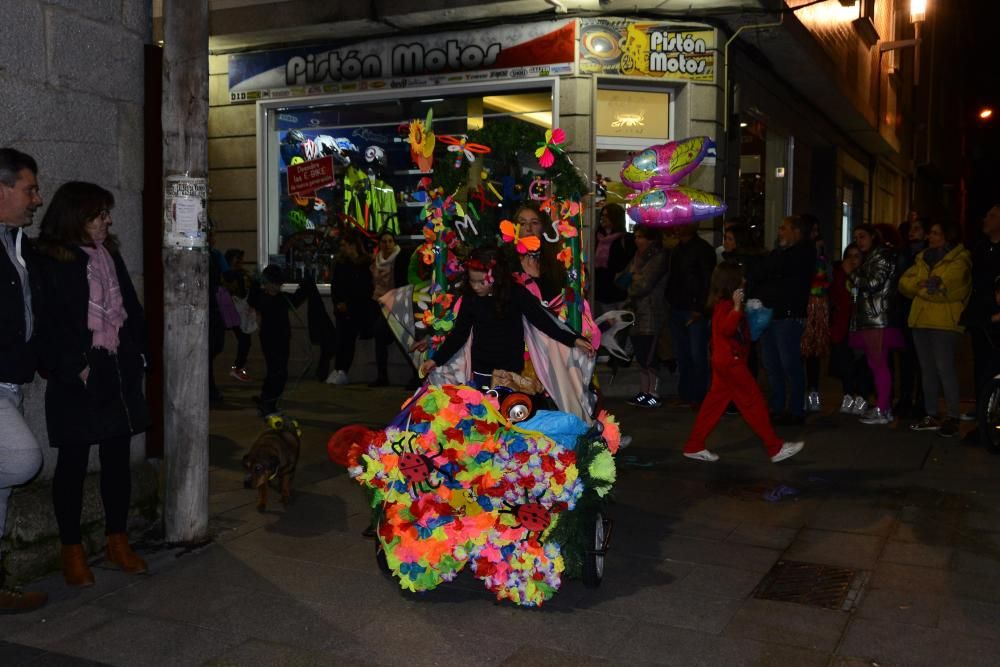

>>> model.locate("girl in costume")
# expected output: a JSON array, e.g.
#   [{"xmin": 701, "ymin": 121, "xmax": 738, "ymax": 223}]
[
  {"xmin": 510, "ymin": 203, "xmax": 601, "ymax": 348},
  {"xmin": 682, "ymin": 261, "xmax": 804, "ymax": 463},
  {"xmin": 418, "ymin": 247, "xmax": 594, "ymax": 388}
]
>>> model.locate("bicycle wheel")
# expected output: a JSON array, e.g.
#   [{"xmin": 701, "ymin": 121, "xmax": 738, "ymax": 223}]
[{"xmin": 980, "ymin": 377, "xmax": 1000, "ymax": 451}]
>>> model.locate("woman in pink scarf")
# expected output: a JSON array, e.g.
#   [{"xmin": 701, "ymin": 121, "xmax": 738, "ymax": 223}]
[{"xmin": 36, "ymin": 182, "xmax": 150, "ymax": 588}]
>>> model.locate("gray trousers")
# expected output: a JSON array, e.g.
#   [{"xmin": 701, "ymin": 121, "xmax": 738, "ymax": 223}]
[
  {"xmin": 0, "ymin": 391, "xmax": 43, "ymax": 562},
  {"xmin": 911, "ymin": 328, "xmax": 962, "ymax": 418}
]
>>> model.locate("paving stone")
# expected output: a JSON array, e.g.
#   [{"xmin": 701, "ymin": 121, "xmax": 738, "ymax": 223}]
[
  {"xmin": 837, "ymin": 616, "xmax": 1000, "ymax": 667},
  {"xmin": 783, "ymin": 529, "xmax": 884, "ymax": 570},
  {"xmin": 658, "ymin": 534, "xmax": 782, "ymax": 574},
  {"xmin": 854, "ymin": 588, "xmax": 943, "ymax": 628},
  {"xmin": 880, "ymin": 541, "xmax": 953, "ymax": 569},
  {"xmin": 615, "ymin": 621, "xmax": 828, "ymax": 666},
  {"xmin": 667, "ymin": 563, "xmax": 762, "ymax": 600},
  {"xmin": 725, "ymin": 523, "xmax": 799, "ymax": 550},
  {"xmin": 938, "ymin": 597, "xmax": 1000, "ymax": 641},
  {"xmin": 724, "ymin": 597, "xmax": 850, "ymax": 652},
  {"xmin": 41, "ymin": 613, "xmax": 243, "ymax": 667},
  {"xmin": 868, "ymin": 561, "xmax": 952, "ymax": 595},
  {"xmin": 962, "ymin": 510, "xmax": 1000, "ymax": 533},
  {"xmin": 808, "ymin": 500, "xmax": 898, "ymax": 536},
  {"xmin": 499, "ymin": 645, "xmax": 613, "ymax": 666},
  {"xmin": 204, "ymin": 638, "xmax": 365, "ymax": 667}
]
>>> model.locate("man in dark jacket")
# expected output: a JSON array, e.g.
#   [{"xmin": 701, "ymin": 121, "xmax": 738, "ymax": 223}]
[
  {"xmin": 757, "ymin": 215, "xmax": 816, "ymax": 423},
  {"xmin": 664, "ymin": 224, "xmax": 716, "ymax": 406},
  {"xmin": 0, "ymin": 148, "xmax": 47, "ymax": 612},
  {"xmin": 963, "ymin": 205, "xmax": 1000, "ymax": 430}
]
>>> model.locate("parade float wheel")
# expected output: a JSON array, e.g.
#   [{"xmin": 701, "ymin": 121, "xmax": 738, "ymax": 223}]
[
  {"xmin": 582, "ymin": 512, "xmax": 612, "ymax": 588},
  {"xmin": 374, "ymin": 536, "xmax": 391, "ymax": 574},
  {"xmin": 500, "ymin": 392, "xmax": 534, "ymax": 423}
]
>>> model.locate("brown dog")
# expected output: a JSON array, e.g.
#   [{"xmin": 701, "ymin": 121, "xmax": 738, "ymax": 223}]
[{"xmin": 242, "ymin": 417, "xmax": 301, "ymax": 512}]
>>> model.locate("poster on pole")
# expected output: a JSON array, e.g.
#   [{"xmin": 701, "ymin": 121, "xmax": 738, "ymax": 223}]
[{"xmin": 164, "ymin": 175, "xmax": 208, "ymax": 248}]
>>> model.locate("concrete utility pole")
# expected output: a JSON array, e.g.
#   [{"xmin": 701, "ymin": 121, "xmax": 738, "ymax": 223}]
[{"xmin": 162, "ymin": 0, "xmax": 210, "ymax": 543}]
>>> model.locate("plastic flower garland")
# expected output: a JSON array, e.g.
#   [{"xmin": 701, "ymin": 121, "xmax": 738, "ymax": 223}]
[{"xmin": 346, "ymin": 385, "xmax": 616, "ymax": 606}]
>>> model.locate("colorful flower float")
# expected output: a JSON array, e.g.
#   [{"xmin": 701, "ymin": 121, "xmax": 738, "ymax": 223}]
[{"xmin": 328, "ymin": 386, "xmax": 619, "ymax": 607}]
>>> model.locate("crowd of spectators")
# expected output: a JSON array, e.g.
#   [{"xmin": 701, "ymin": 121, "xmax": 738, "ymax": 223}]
[{"xmin": 610, "ymin": 203, "xmax": 1000, "ymax": 443}]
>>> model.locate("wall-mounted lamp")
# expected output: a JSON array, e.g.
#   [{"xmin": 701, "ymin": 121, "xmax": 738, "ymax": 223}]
[
  {"xmin": 910, "ymin": 0, "xmax": 927, "ymax": 24},
  {"xmin": 837, "ymin": 0, "xmax": 858, "ymax": 6}
]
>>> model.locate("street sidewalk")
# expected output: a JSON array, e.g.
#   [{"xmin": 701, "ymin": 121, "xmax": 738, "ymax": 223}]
[{"xmin": 3, "ymin": 364, "xmax": 1000, "ymax": 666}]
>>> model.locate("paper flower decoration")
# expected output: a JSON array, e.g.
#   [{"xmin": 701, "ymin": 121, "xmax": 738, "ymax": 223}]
[
  {"xmin": 500, "ymin": 219, "xmax": 541, "ymax": 255},
  {"xmin": 535, "ymin": 128, "xmax": 566, "ymax": 168},
  {"xmin": 438, "ymin": 134, "xmax": 491, "ymax": 168},
  {"xmin": 408, "ymin": 109, "xmax": 436, "ymax": 172},
  {"xmin": 331, "ymin": 386, "xmax": 619, "ymax": 606}
]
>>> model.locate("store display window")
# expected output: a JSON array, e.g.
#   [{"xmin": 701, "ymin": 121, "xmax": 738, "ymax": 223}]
[{"xmin": 258, "ymin": 81, "xmax": 573, "ymax": 285}]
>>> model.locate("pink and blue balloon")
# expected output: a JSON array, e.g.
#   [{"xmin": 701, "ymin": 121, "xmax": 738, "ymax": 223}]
[
  {"xmin": 619, "ymin": 136, "xmax": 726, "ymax": 227},
  {"xmin": 626, "ymin": 186, "xmax": 726, "ymax": 227}
]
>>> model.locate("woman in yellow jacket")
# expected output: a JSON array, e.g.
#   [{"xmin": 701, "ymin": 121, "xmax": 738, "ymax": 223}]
[{"xmin": 898, "ymin": 221, "xmax": 972, "ymax": 437}]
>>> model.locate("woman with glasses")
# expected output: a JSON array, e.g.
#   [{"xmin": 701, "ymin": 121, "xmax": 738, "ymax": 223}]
[{"xmin": 35, "ymin": 182, "xmax": 150, "ymax": 587}]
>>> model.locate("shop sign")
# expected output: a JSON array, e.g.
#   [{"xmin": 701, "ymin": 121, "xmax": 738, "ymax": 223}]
[
  {"xmin": 579, "ymin": 18, "xmax": 715, "ymax": 83},
  {"xmin": 287, "ymin": 156, "xmax": 335, "ymax": 196},
  {"xmin": 229, "ymin": 19, "xmax": 576, "ymax": 102}
]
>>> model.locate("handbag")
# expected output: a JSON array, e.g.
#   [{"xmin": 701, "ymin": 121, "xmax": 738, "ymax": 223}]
[
  {"xmin": 232, "ymin": 295, "xmax": 258, "ymax": 335},
  {"xmin": 745, "ymin": 299, "xmax": 773, "ymax": 342}
]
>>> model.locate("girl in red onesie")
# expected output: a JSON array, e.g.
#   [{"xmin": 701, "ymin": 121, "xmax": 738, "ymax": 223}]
[{"xmin": 683, "ymin": 261, "xmax": 805, "ymax": 463}]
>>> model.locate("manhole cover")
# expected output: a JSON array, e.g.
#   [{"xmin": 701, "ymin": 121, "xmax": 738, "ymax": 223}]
[{"xmin": 754, "ymin": 560, "xmax": 866, "ymax": 611}]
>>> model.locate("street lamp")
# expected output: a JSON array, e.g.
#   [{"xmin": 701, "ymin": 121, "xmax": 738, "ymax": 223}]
[{"xmin": 980, "ymin": 108, "xmax": 994, "ymax": 121}]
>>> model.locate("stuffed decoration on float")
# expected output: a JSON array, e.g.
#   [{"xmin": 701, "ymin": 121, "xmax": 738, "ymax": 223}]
[
  {"xmin": 328, "ymin": 387, "xmax": 620, "ymax": 607},
  {"xmin": 619, "ymin": 136, "xmax": 726, "ymax": 227}
]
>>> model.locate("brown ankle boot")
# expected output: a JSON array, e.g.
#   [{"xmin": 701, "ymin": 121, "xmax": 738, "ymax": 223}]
[
  {"xmin": 105, "ymin": 533, "xmax": 147, "ymax": 574},
  {"xmin": 61, "ymin": 545, "xmax": 95, "ymax": 587}
]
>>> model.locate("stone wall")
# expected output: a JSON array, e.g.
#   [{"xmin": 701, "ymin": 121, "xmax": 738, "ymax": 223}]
[{"xmin": 0, "ymin": 0, "xmax": 157, "ymax": 578}]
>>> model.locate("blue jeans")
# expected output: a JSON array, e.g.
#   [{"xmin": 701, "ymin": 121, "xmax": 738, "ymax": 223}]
[
  {"xmin": 668, "ymin": 308, "xmax": 709, "ymax": 404},
  {"xmin": 761, "ymin": 318, "xmax": 806, "ymax": 416}
]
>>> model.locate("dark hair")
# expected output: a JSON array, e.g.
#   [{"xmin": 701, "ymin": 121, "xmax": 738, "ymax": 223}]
[
  {"xmin": 0, "ymin": 148, "xmax": 38, "ymax": 187},
  {"xmin": 707, "ymin": 261, "xmax": 744, "ymax": 310},
  {"xmin": 634, "ymin": 225, "xmax": 662, "ymax": 243},
  {"xmin": 38, "ymin": 181, "xmax": 118, "ymax": 254},
  {"xmin": 842, "ymin": 242, "xmax": 862, "ymax": 259},
  {"xmin": 725, "ymin": 223, "xmax": 753, "ymax": 250},
  {"xmin": 260, "ymin": 264, "xmax": 283, "ymax": 285},
  {"xmin": 466, "ymin": 246, "xmax": 512, "ymax": 317},
  {"xmin": 601, "ymin": 204, "xmax": 627, "ymax": 234},
  {"xmin": 786, "ymin": 215, "xmax": 812, "ymax": 241},
  {"xmin": 378, "ymin": 230, "xmax": 397, "ymax": 242},
  {"xmin": 224, "ymin": 248, "xmax": 245, "ymax": 265},
  {"xmin": 910, "ymin": 217, "xmax": 931, "ymax": 237},
  {"xmin": 852, "ymin": 223, "xmax": 881, "ymax": 248},
  {"xmin": 337, "ymin": 229, "xmax": 370, "ymax": 265},
  {"xmin": 512, "ymin": 202, "xmax": 566, "ymax": 288},
  {"xmin": 930, "ymin": 220, "xmax": 961, "ymax": 245}
]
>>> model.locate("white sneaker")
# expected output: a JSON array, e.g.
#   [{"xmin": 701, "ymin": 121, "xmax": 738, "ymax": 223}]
[
  {"xmin": 771, "ymin": 441, "xmax": 804, "ymax": 463},
  {"xmin": 807, "ymin": 391, "xmax": 821, "ymax": 413},
  {"xmin": 683, "ymin": 449, "xmax": 719, "ymax": 463},
  {"xmin": 839, "ymin": 395, "xmax": 855, "ymax": 414},
  {"xmin": 325, "ymin": 370, "xmax": 349, "ymax": 385},
  {"xmin": 851, "ymin": 396, "xmax": 868, "ymax": 415},
  {"xmin": 860, "ymin": 408, "xmax": 892, "ymax": 425}
]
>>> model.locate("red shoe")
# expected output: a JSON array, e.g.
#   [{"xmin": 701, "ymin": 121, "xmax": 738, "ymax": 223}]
[{"xmin": 229, "ymin": 366, "xmax": 251, "ymax": 383}]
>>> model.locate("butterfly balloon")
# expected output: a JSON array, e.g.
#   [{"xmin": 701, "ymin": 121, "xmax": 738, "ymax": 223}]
[{"xmin": 618, "ymin": 136, "xmax": 726, "ymax": 227}]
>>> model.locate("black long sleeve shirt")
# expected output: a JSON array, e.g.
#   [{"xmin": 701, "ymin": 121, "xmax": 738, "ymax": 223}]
[{"xmin": 432, "ymin": 284, "xmax": 580, "ymax": 375}]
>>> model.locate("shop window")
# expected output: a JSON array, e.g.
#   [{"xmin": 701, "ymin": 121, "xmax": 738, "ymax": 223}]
[
  {"xmin": 594, "ymin": 83, "xmax": 673, "ymax": 231},
  {"xmin": 258, "ymin": 82, "xmax": 560, "ymax": 284}
]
